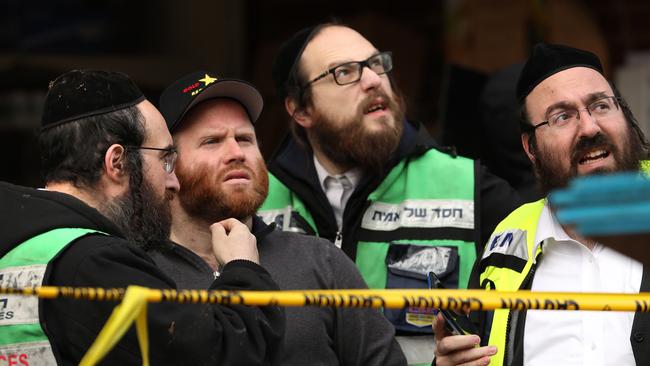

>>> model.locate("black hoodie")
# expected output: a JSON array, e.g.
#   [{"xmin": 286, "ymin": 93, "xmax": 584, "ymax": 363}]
[{"xmin": 0, "ymin": 181, "xmax": 284, "ymax": 365}]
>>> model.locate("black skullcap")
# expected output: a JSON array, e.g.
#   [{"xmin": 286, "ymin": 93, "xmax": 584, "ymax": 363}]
[
  {"xmin": 516, "ymin": 43, "xmax": 603, "ymax": 103},
  {"xmin": 272, "ymin": 26, "xmax": 321, "ymax": 100},
  {"xmin": 159, "ymin": 70, "xmax": 263, "ymax": 133},
  {"xmin": 41, "ymin": 69, "xmax": 145, "ymax": 131}
]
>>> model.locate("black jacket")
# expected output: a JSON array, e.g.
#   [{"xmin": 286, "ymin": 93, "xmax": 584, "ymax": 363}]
[
  {"xmin": 267, "ymin": 120, "xmax": 523, "ymax": 260},
  {"xmin": 151, "ymin": 216, "xmax": 407, "ymax": 366},
  {"xmin": 0, "ymin": 182, "xmax": 284, "ymax": 365}
]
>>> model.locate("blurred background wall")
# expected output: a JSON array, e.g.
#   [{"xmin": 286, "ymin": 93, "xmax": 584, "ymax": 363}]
[{"xmin": 2, "ymin": 0, "xmax": 650, "ymax": 188}]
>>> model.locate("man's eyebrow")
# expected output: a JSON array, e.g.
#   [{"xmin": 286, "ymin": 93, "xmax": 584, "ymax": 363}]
[
  {"xmin": 543, "ymin": 91, "xmax": 612, "ymax": 117},
  {"xmin": 544, "ymin": 101, "xmax": 576, "ymax": 117},
  {"xmin": 584, "ymin": 91, "xmax": 610, "ymax": 104},
  {"xmin": 324, "ymin": 51, "xmax": 381, "ymax": 70}
]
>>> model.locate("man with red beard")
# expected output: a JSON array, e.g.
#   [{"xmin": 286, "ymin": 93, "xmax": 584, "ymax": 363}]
[
  {"xmin": 434, "ymin": 44, "xmax": 650, "ymax": 366},
  {"xmin": 260, "ymin": 23, "xmax": 523, "ymax": 364},
  {"xmin": 154, "ymin": 70, "xmax": 406, "ymax": 365},
  {"xmin": 0, "ymin": 70, "xmax": 284, "ymax": 364}
]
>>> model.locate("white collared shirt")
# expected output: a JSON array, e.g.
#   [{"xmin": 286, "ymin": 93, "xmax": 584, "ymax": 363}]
[
  {"xmin": 313, "ymin": 156, "xmax": 362, "ymax": 229},
  {"xmin": 523, "ymin": 201, "xmax": 642, "ymax": 366}
]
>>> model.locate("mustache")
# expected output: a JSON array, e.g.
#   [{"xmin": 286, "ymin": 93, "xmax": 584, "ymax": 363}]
[
  {"xmin": 357, "ymin": 89, "xmax": 394, "ymax": 115},
  {"xmin": 218, "ymin": 162, "xmax": 255, "ymax": 179},
  {"xmin": 571, "ymin": 133, "xmax": 614, "ymax": 163}
]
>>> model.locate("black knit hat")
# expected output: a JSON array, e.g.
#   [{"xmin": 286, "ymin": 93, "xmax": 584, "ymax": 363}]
[
  {"xmin": 41, "ymin": 69, "xmax": 145, "ymax": 131},
  {"xmin": 516, "ymin": 43, "xmax": 603, "ymax": 103},
  {"xmin": 271, "ymin": 26, "xmax": 321, "ymax": 100},
  {"xmin": 159, "ymin": 70, "xmax": 263, "ymax": 133}
]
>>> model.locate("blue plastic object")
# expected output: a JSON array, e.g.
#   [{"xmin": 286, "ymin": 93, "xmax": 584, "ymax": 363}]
[{"xmin": 549, "ymin": 173, "xmax": 650, "ymax": 236}]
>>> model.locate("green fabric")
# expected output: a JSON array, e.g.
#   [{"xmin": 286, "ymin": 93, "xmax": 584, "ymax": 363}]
[
  {"xmin": 260, "ymin": 173, "xmax": 318, "ymax": 234},
  {"xmin": 0, "ymin": 228, "xmax": 103, "ymax": 347},
  {"xmin": 356, "ymin": 149, "xmax": 475, "ymax": 289}
]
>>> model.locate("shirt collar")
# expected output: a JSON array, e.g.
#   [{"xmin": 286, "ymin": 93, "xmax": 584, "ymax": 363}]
[{"xmin": 312, "ymin": 155, "xmax": 362, "ymax": 192}]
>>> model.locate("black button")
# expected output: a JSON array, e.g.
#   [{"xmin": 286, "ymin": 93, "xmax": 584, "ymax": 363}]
[{"xmin": 633, "ymin": 332, "xmax": 645, "ymax": 343}]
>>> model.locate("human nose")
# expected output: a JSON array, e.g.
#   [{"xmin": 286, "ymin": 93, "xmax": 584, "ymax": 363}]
[
  {"xmin": 358, "ymin": 65, "xmax": 382, "ymax": 91},
  {"xmin": 223, "ymin": 138, "xmax": 245, "ymax": 163},
  {"xmin": 575, "ymin": 108, "xmax": 602, "ymax": 137},
  {"xmin": 166, "ymin": 170, "xmax": 180, "ymax": 193}
]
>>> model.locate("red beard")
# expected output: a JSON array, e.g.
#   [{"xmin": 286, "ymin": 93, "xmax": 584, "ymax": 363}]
[{"xmin": 175, "ymin": 158, "xmax": 269, "ymax": 223}]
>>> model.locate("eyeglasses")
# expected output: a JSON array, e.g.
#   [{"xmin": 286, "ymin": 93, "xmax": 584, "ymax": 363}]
[
  {"xmin": 302, "ymin": 51, "xmax": 393, "ymax": 88},
  {"xmin": 532, "ymin": 96, "xmax": 622, "ymax": 131},
  {"xmin": 125, "ymin": 146, "xmax": 178, "ymax": 174}
]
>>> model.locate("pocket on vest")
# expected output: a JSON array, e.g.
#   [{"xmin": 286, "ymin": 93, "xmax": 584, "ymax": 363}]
[{"xmin": 383, "ymin": 243, "xmax": 459, "ymax": 334}]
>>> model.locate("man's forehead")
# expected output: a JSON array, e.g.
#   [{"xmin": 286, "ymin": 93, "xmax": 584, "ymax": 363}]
[
  {"xmin": 301, "ymin": 26, "xmax": 377, "ymax": 68},
  {"xmin": 138, "ymin": 100, "xmax": 173, "ymax": 145},
  {"xmin": 177, "ymin": 99, "xmax": 254, "ymax": 135},
  {"xmin": 527, "ymin": 67, "xmax": 612, "ymax": 110}
]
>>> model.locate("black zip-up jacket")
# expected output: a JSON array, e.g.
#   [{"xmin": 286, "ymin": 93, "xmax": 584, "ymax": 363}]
[
  {"xmin": 266, "ymin": 120, "xmax": 523, "ymax": 260},
  {"xmin": 0, "ymin": 181, "xmax": 284, "ymax": 365}
]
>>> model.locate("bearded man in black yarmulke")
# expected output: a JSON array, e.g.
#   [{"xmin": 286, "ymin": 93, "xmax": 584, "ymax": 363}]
[
  {"xmin": 434, "ymin": 43, "xmax": 650, "ymax": 366},
  {"xmin": 0, "ymin": 70, "xmax": 284, "ymax": 365}
]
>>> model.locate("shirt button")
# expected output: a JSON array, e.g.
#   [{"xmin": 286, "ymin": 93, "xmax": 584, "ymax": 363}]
[{"xmin": 634, "ymin": 332, "xmax": 645, "ymax": 343}]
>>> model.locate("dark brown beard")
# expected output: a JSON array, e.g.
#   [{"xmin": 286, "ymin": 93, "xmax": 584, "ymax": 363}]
[
  {"xmin": 309, "ymin": 89, "xmax": 406, "ymax": 172},
  {"xmin": 100, "ymin": 176, "xmax": 172, "ymax": 250},
  {"xmin": 175, "ymin": 157, "xmax": 269, "ymax": 223},
  {"xmin": 532, "ymin": 124, "xmax": 644, "ymax": 196}
]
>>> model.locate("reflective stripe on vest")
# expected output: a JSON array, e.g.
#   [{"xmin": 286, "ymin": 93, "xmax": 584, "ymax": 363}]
[
  {"xmin": 478, "ymin": 199, "xmax": 545, "ymax": 366},
  {"xmin": 0, "ymin": 228, "xmax": 104, "ymax": 365}
]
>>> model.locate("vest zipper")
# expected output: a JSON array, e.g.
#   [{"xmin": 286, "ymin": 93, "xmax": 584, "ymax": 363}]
[
  {"xmin": 334, "ymin": 230, "xmax": 343, "ymax": 248},
  {"xmin": 503, "ymin": 257, "xmax": 540, "ymax": 366}
]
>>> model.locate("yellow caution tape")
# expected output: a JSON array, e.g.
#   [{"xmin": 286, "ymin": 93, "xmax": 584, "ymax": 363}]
[
  {"xmin": 4, "ymin": 286, "xmax": 650, "ymax": 365},
  {"xmin": 3, "ymin": 286, "xmax": 650, "ymax": 312},
  {"xmin": 79, "ymin": 286, "xmax": 151, "ymax": 366}
]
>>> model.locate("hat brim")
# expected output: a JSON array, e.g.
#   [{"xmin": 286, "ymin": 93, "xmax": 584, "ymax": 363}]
[{"xmin": 170, "ymin": 79, "xmax": 263, "ymax": 132}]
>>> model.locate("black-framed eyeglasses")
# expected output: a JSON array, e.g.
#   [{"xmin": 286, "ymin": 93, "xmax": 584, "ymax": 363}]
[
  {"xmin": 302, "ymin": 51, "xmax": 393, "ymax": 88},
  {"xmin": 125, "ymin": 146, "xmax": 178, "ymax": 174},
  {"xmin": 531, "ymin": 96, "xmax": 622, "ymax": 131}
]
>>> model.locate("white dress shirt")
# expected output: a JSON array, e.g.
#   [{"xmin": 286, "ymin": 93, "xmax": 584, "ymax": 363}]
[{"xmin": 523, "ymin": 202, "xmax": 642, "ymax": 366}]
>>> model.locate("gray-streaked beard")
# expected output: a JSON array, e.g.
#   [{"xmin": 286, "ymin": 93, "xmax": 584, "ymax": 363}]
[{"xmin": 100, "ymin": 178, "xmax": 172, "ymax": 251}]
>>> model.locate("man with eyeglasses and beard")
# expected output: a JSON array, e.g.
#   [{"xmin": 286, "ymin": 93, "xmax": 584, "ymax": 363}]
[
  {"xmin": 434, "ymin": 44, "xmax": 650, "ymax": 366},
  {"xmin": 0, "ymin": 70, "xmax": 283, "ymax": 365},
  {"xmin": 258, "ymin": 23, "xmax": 523, "ymax": 365},
  {"xmin": 152, "ymin": 70, "xmax": 406, "ymax": 366}
]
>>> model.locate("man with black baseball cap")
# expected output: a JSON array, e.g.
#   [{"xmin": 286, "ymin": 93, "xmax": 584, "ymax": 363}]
[
  {"xmin": 0, "ymin": 69, "xmax": 284, "ymax": 364},
  {"xmin": 258, "ymin": 23, "xmax": 522, "ymax": 365},
  {"xmin": 154, "ymin": 70, "xmax": 407, "ymax": 365},
  {"xmin": 434, "ymin": 43, "xmax": 650, "ymax": 366}
]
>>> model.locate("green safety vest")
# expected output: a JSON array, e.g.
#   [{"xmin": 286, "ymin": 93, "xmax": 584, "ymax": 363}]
[
  {"xmin": 260, "ymin": 149, "xmax": 476, "ymax": 330},
  {"xmin": 0, "ymin": 228, "xmax": 104, "ymax": 365}
]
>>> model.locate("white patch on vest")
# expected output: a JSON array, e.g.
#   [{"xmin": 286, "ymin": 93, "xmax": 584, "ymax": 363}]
[
  {"xmin": 481, "ymin": 229, "xmax": 528, "ymax": 261},
  {"xmin": 257, "ymin": 207, "xmax": 305, "ymax": 233},
  {"xmin": 0, "ymin": 341, "xmax": 57, "ymax": 365},
  {"xmin": 0, "ymin": 265, "xmax": 46, "ymax": 325},
  {"xmin": 361, "ymin": 199, "xmax": 474, "ymax": 231},
  {"xmin": 388, "ymin": 247, "xmax": 452, "ymax": 276}
]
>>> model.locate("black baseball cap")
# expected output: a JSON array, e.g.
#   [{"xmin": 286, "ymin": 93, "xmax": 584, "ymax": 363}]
[
  {"xmin": 41, "ymin": 69, "xmax": 145, "ymax": 131},
  {"xmin": 159, "ymin": 70, "xmax": 263, "ymax": 132}
]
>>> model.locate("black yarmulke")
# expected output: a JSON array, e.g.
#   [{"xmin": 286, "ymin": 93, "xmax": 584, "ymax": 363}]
[
  {"xmin": 516, "ymin": 43, "xmax": 603, "ymax": 103},
  {"xmin": 271, "ymin": 26, "xmax": 319, "ymax": 100},
  {"xmin": 41, "ymin": 70, "xmax": 145, "ymax": 131}
]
